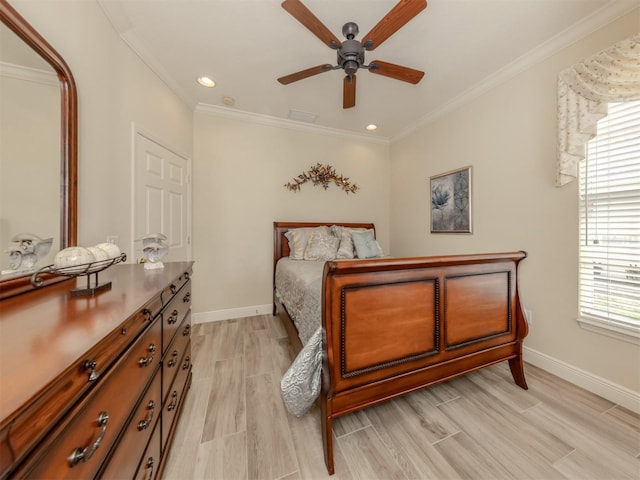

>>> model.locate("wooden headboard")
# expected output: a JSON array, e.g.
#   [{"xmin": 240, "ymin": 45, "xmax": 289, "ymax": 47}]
[{"xmin": 273, "ymin": 221, "xmax": 375, "ymax": 272}]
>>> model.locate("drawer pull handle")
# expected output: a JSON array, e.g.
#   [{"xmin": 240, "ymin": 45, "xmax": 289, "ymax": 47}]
[
  {"xmin": 167, "ymin": 350, "xmax": 179, "ymax": 368},
  {"xmin": 170, "ymin": 284, "xmax": 177, "ymax": 295},
  {"xmin": 167, "ymin": 309, "xmax": 179, "ymax": 325},
  {"xmin": 167, "ymin": 390, "xmax": 178, "ymax": 412},
  {"xmin": 183, "ymin": 292, "xmax": 191, "ymax": 303},
  {"xmin": 68, "ymin": 411, "xmax": 109, "ymax": 467},
  {"xmin": 138, "ymin": 400, "xmax": 156, "ymax": 431},
  {"xmin": 143, "ymin": 308, "xmax": 153, "ymax": 321},
  {"xmin": 182, "ymin": 324, "xmax": 191, "ymax": 336},
  {"xmin": 182, "ymin": 356, "xmax": 191, "ymax": 370},
  {"xmin": 145, "ymin": 457, "xmax": 155, "ymax": 480},
  {"xmin": 138, "ymin": 344, "xmax": 157, "ymax": 367},
  {"xmin": 83, "ymin": 360, "xmax": 100, "ymax": 382}
]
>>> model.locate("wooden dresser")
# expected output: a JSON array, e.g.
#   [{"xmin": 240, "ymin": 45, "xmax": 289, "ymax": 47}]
[{"xmin": 0, "ymin": 261, "xmax": 194, "ymax": 479}]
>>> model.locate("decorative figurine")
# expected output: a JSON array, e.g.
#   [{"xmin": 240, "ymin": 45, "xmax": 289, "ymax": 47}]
[
  {"xmin": 140, "ymin": 233, "xmax": 169, "ymax": 270},
  {"xmin": 3, "ymin": 233, "xmax": 53, "ymax": 274}
]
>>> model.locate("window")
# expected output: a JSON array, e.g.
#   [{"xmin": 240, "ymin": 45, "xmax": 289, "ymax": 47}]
[{"xmin": 578, "ymin": 101, "xmax": 640, "ymax": 343}]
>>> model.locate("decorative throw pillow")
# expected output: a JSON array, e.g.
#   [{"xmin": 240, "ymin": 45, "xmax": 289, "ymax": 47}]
[
  {"xmin": 329, "ymin": 225, "xmax": 342, "ymax": 237},
  {"xmin": 303, "ymin": 227, "xmax": 339, "ymax": 260},
  {"xmin": 351, "ymin": 229, "xmax": 383, "ymax": 259},
  {"xmin": 336, "ymin": 228, "xmax": 355, "ymax": 259},
  {"xmin": 285, "ymin": 228, "xmax": 314, "ymax": 260}
]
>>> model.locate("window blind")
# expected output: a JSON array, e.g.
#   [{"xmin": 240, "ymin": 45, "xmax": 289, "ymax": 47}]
[{"xmin": 579, "ymin": 101, "xmax": 640, "ymax": 328}]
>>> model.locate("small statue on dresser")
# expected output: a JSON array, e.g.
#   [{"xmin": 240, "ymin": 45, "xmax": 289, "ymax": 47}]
[
  {"xmin": 141, "ymin": 233, "xmax": 169, "ymax": 270},
  {"xmin": 3, "ymin": 233, "xmax": 53, "ymax": 274}
]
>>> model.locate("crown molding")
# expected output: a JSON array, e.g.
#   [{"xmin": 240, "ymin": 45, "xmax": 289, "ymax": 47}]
[
  {"xmin": 96, "ymin": 0, "xmax": 133, "ymax": 34},
  {"xmin": 97, "ymin": 0, "xmax": 195, "ymax": 110},
  {"xmin": 0, "ymin": 61, "xmax": 57, "ymax": 85},
  {"xmin": 195, "ymin": 103, "xmax": 390, "ymax": 145},
  {"xmin": 120, "ymin": 30, "xmax": 196, "ymax": 109},
  {"xmin": 392, "ymin": 1, "xmax": 639, "ymax": 142}
]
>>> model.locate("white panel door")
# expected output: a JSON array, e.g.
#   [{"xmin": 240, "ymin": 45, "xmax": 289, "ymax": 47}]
[{"xmin": 133, "ymin": 131, "xmax": 191, "ymax": 264}]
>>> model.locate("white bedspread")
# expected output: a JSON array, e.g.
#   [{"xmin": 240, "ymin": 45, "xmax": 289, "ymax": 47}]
[
  {"xmin": 275, "ymin": 257, "xmax": 325, "ymax": 344},
  {"xmin": 275, "ymin": 258, "xmax": 325, "ymax": 416}
]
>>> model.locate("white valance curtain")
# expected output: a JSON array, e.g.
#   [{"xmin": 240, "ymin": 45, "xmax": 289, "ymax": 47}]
[{"xmin": 556, "ymin": 33, "xmax": 640, "ymax": 187}]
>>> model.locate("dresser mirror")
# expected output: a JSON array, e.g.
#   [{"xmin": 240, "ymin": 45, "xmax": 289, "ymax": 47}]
[{"xmin": 0, "ymin": 0, "xmax": 77, "ymax": 299}]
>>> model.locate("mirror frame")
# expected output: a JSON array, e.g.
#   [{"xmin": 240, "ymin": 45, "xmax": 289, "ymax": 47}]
[{"xmin": 0, "ymin": 0, "xmax": 77, "ymax": 299}]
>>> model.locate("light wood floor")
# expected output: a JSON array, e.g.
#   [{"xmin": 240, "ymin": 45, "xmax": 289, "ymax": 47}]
[{"xmin": 162, "ymin": 315, "xmax": 640, "ymax": 480}]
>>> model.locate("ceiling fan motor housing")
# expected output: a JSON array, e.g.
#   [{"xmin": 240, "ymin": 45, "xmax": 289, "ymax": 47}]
[{"xmin": 338, "ymin": 38, "xmax": 365, "ymax": 76}]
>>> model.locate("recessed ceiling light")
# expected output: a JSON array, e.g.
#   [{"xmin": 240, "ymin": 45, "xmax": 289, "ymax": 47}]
[
  {"xmin": 366, "ymin": 124, "xmax": 378, "ymax": 131},
  {"xmin": 222, "ymin": 96, "xmax": 235, "ymax": 106},
  {"xmin": 197, "ymin": 76, "xmax": 215, "ymax": 88}
]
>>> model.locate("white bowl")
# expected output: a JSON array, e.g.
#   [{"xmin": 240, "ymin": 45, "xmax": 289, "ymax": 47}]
[
  {"xmin": 94, "ymin": 242, "xmax": 121, "ymax": 259},
  {"xmin": 54, "ymin": 247, "xmax": 95, "ymax": 272}
]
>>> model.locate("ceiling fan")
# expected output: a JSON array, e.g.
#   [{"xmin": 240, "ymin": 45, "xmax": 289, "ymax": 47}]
[{"xmin": 277, "ymin": 0, "xmax": 427, "ymax": 109}]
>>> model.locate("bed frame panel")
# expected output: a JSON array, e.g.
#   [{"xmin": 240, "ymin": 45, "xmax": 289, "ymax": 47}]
[{"xmin": 273, "ymin": 222, "xmax": 528, "ymax": 475}]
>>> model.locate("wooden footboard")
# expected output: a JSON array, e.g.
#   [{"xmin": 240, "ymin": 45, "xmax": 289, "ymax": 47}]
[
  {"xmin": 273, "ymin": 223, "xmax": 528, "ymax": 475},
  {"xmin": 320, "ymin": 252, "xmax": 528, "ymax": 473}
]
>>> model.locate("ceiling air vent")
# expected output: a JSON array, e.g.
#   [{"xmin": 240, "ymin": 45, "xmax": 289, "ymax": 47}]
[{"xmin": 288, "ymin": 109, "xmax": 318, "ymax": 123}]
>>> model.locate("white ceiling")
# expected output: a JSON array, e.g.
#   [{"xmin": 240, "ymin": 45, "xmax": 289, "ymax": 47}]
[{"xmin": 98, "ymin": 0, "xmax": 637, "ymax": 140}]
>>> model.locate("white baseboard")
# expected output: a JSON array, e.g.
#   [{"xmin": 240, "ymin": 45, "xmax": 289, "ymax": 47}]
[
  {"xmin": 523, "ymin": 346, "xmax": 640, "ymax": 414},
  {"xmin": 192, "ymin": 304, "xmax": 272, "ymax": 324}
]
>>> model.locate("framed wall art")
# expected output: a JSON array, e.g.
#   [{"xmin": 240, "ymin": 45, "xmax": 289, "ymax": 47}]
[{"xmin": 430, "ymin": 166, "xmax": 472, "ymax": 233}]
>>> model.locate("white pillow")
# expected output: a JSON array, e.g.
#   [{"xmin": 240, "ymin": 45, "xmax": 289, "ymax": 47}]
[
  {"xmin": 285, "ymin": 228, "xmax": 314, "ymax": 259},
  {"xmin": 303, "ymin": 227, "xmax": 339, "ymax": 260},
  {"xmin": 351, "ymin": 229, "xmax": 383, "ymax": 259},
  {"xmin": 336, "ymin": 228, "xmax": 355, "ymax": 259}
]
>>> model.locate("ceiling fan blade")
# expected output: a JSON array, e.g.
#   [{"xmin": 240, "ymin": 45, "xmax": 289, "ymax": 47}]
[
  {"xmin": 362, "ymin": 0, "xmax": 427, "ymax": 51},
  {"xmin": 281, "ymin": 0, "xmax": 341, "ymax": 49},
  {"xmin": 369, "ymin": 60, "xmax": 424, "ymax": 84},
  {"xmin": 278, "ymin": 64, "xmax": 333, "ymax": 85},
  {"xmin": 343, "ymin": 75, "xmax": 356, "ymax": 109}
]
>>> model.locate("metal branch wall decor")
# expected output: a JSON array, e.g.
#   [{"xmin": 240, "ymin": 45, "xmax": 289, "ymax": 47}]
[{"xmin": 285, "ymin": 163, "xmax": 359, "ymax": 194}]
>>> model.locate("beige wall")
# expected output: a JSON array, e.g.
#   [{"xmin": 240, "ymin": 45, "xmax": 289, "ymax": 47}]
[
  {"xmin": 10, "ymin": 0, "xmax": 194, "ymax": 254},
  {"xmin": 192, "ymin": 112, "xmax": 390, "ymax": 315},
  {"xmin": 389, "ymin": 11, "xmax": 640, "ymax": 393}
]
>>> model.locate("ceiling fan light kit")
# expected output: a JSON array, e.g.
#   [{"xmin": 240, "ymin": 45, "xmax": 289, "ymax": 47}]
[{"xmin": 278, "ymin": 0, "xmax": 427, "ymax": 109}]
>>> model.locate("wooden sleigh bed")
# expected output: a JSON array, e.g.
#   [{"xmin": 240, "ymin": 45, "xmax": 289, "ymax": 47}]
[{"xmin": 273, "ymin": 221, "xmax": 529, "ymax": 475}]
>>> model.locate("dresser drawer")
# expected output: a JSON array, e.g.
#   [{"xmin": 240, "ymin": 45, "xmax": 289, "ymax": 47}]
[
  {"xmin": 134, "ymin": 421, "xmax": 161, "ymax": 480},
  {"xmin": 160, "ymin": 270, "xmax": 191, "ymax": 306},
  {"xmin": 16, "ymin": 320, "xmax": 162, "ymax": 479},
  {"xmin": 162, "ymin": 340, "xmax": 191, "ymax": 450},
  {"xmin": 162, "ymin": 281, "xmax": 191, "ymax": 353},
  {"xmin": 162, "ymin": 312, "xmax": 192, "ymax": 402},
  {"xmin": 99, "ymin": 366, "xmax": 162, "ymax": 479},
  {"xmin": 6, "ymin": 303, "xmax": 157, "ymax": 469}
]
